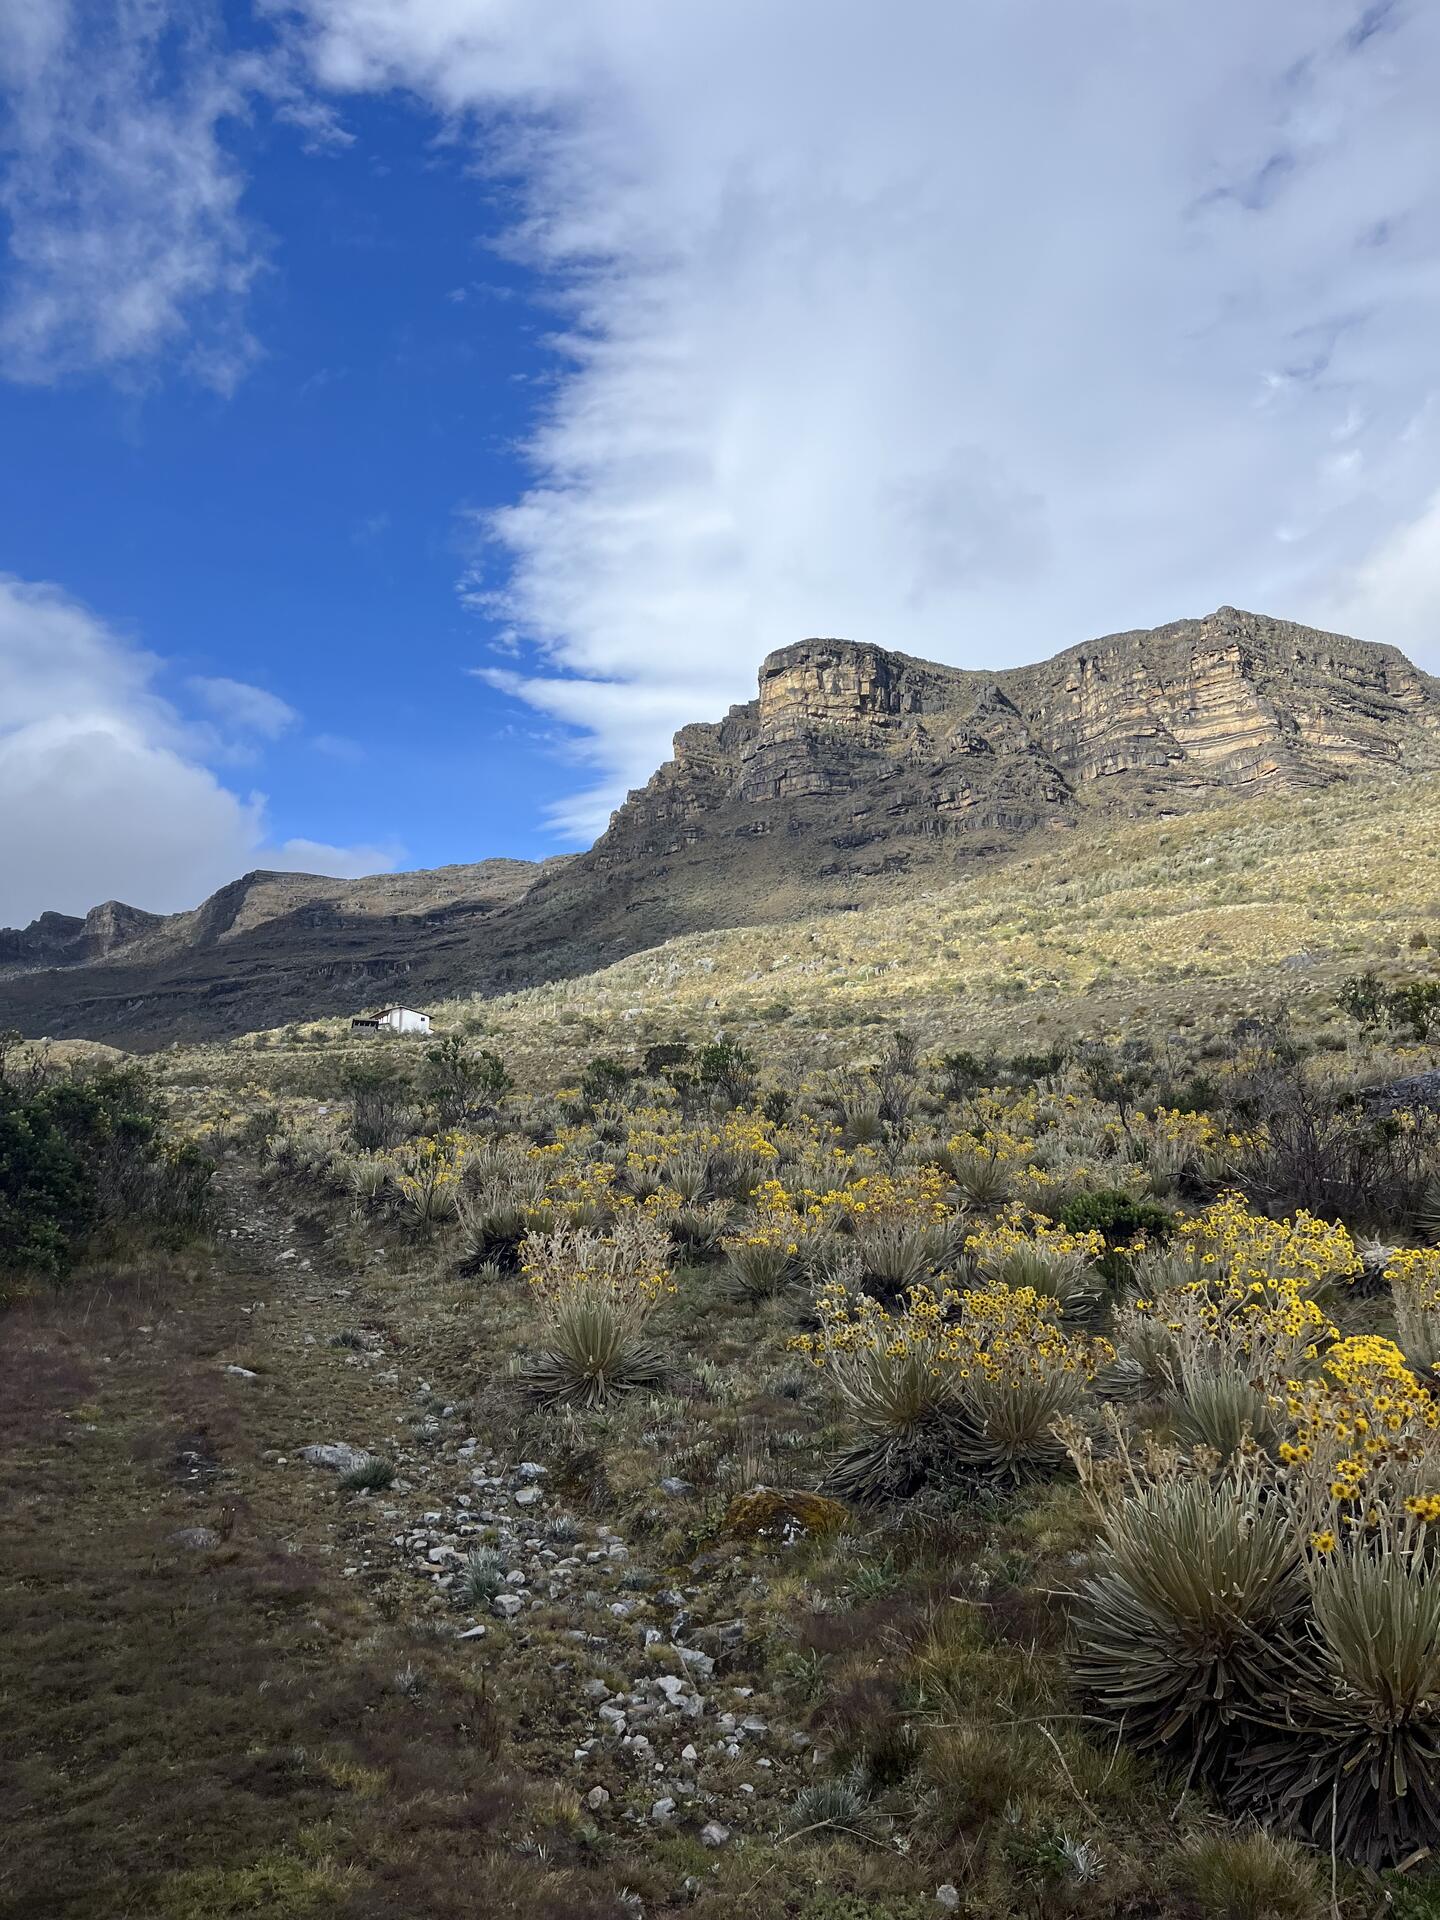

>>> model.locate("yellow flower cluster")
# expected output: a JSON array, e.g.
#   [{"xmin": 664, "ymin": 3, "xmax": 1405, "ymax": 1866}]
[
  {"xmin": 945, "ymin": 1089, "xmax": 1039, "ymax": 1165},
  {"xmin": 1281, "ymin": 1336, "xmax": 1438, "ymax": 1504},
  {"xmin": 964, "ymin": 1206, "xmax": 1106, "ymax": 1274},
  {"xmin": 520, "ymin": 1215, "xmax": 676, "ymax": 1317},
  {"xmin": 387, "ymin": 1131, "xmax": 467, "ymax": 1211},
  {"xmin": 1177, "ymin": 1191, "xmax": 1359, "ymax": 1305},
  {"xmin": 792, "ymin": 1278, "xmax": 1113, "ymax": 1387},
  {"xmin": 1385, "ymin": 1246, "xmax": 1440, "ymax": 1312},
  {"xmin": 837, "ymin": 1165, "xmax": 954, "ymax": 1226},
  {"xmin": 1404, "ymin": 1492, "xmax": 1440, "ymax": 1524}
]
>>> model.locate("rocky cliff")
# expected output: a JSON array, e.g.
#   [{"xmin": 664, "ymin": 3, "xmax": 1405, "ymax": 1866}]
[
  {"xmin": 3, "ymin": 607, "xmax": 1436, "ymax": 1044},
  {"xmin": 586, "ymin": 607, "xmax": 1440, "ymax": 881}
]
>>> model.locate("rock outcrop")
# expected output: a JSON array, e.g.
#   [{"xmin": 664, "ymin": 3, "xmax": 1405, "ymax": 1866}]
[
  {"xmin": 586, "ymin": 607, "xmax": 1440, "ymax": 883},
  {"xmin": 3, "ymin": 607, "xmax": 1436, "ymax": 1045}
]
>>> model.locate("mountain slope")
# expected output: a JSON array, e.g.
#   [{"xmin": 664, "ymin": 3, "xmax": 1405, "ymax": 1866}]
[{"xmin": 4, "ymin": 606, "xmax": 1436, "ymax": 1045}]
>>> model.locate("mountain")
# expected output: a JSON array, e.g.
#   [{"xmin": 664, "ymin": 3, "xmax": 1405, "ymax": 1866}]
[{"xmin": 4, "ymin": 606, "xmax": 1437, "ymax": 1046}]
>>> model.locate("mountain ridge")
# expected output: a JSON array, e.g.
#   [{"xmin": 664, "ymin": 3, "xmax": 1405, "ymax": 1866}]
[{"xmin": 5, "ymin": 606, "xmax": 1437, "ymax": 1045}]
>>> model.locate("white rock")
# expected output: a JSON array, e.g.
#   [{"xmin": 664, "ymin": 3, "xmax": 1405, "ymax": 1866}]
[
  {"xmin": 935, "ymin": 1887, "xmax": 960, "ymax": 1912},
  {"xmin": 700, "ymin": 1822, "xmax": 730, "ymax": 1848},
  {"xmin": 492, "ymin": 1592, "xmax": 524, "ymax": 1619},
  {"xmin": 585, "ymin": 1786, "xmax": 610, "ymax": 1811},
  {"xmin": 650, "ymin": 1797, "xmax": 676, "ymax": 1824},
  {"xmin": 299, "ymin": 1442, "xmax": 366, "ymax": 1472}
]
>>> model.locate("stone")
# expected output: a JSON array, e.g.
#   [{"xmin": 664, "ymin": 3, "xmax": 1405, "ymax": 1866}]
[
  {"xmin": 725, "ymin": 1488, "xmax": 848, "ymax": 1543},
  {"xmin": 168, "ymin": 1526, "xmax": 220, "ymax": 1550},
  {"xmin": 492, "ymin": 1592, "xmax": 524, "ymax": 1619},
  {"xmin": 658, "ymin": 1477, "xmax": 693, "ymax": 1496},
  {"xmin": 935, "ymin": 1887, "xmax": 960, "ymax": 1912},
  {"xmin": 700, "ymin": 1822, "xmax": 730, "ymax": 1848},
  {"xmin": 585, "ymin": 1786, "xmax": 610, "ymax": 1811},
  {"xmin": 649, "ymin": 1797, "xmax": 676, "ymax": 1824},
  {"xmin": 299, "ymin": 1442, "xmax": 367, "ymax": 1472},
  {"xmin": 224, "ymin": 1365, "xmax": 258, "ymax": 1379},
  {"xmin": 457, "ymin": 1625, "xmax": 488, "ymax": 1640},
  {"xmin": 513, "ymin": 1487, "xmax": 542, "ymax": 1508}
]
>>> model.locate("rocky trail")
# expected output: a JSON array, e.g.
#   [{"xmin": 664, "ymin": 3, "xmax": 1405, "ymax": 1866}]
[{"xmin": 1, "ymin": 1170, "xmax": 833, "ymax": 1919}]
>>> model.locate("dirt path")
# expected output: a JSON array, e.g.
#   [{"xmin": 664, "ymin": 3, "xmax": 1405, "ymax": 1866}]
[{"xmin": 1, "ymin": 1169, "xmax": 815, "ymax": 1920}]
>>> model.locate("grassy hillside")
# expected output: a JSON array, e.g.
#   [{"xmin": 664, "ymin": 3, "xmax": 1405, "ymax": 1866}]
[
  {"xmin": 8, "ymin": 772, "xmax": 1440, "ymax": 1918},
  {"xmin": 153, "ymin": 771, "xmax": 1440, "ymax": 1114}
]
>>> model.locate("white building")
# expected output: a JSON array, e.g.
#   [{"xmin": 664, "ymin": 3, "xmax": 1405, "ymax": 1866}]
[{"xmin": 351, "ymin": 1006, "xmax": 432, "ymax": 1036}]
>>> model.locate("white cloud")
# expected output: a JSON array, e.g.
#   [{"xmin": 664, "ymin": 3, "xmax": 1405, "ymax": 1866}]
[
  {"xmin": 478, "ymin": 664, "xmax": 740, "ymax": 836},
  {"xmin": 188, "ymin": 675, "xmax": 299, "ymax": 738},
  {"xmin": 284, "ymin": 0, "xmax": 1440, "ymax": 828},
  {"xmin": 0, "ymin": 0, "xmax": 262, "ymax": 386},
  {"xmin": 0, "ymin": 573, "xmax": 397, "ymax": 925},
  {"xmin": 272, "ymin": 835, "xmax": 402, "ymax": 874},
  {"xmin": 1322, "ymin": 485, "xmax": 1440, "ymax": 654},
  {"xmin": 311, "ymin": 731, "xmax": 366, "ymax": 762}
]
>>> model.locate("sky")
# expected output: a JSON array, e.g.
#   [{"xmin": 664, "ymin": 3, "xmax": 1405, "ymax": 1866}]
[{"xmin": 2, "ymin": 0, "xmax": 1439, "ymax": 926}]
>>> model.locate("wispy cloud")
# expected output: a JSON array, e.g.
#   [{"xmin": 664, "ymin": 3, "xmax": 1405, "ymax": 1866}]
[
  {"xmin": 311, "ymin": 731, "xmax": 366, "ymax": 763},
  {"xmin": 0, "ymin": 0, "xmax": 263, "ymax": 387},
  {"xmin": 188, "ymin": 675, "xmax": 298, "ymax": 739}
]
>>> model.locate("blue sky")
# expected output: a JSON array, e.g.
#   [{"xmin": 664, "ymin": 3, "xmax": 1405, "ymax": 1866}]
[
  {"xmin": 0, "ymin": 82, "xmax": 576, "ymax": 900},
  {"xmin": 2, "ymin": 1, "xmax": 1440, "ymax": 924}
]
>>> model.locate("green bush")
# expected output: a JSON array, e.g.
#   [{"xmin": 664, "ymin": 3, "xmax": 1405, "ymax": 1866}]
[
  {"xmin": 0, "ymin": 1051, "xmax": 211, "ymax": 1282},
  {"xmin": 1059, "ymin": 1188, "xmax": 1174, "ymax": 1245}
]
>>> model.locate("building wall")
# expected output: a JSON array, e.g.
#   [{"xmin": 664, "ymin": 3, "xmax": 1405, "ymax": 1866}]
[{"xmin": 378, "ymin": 1009, "xmax": 430, "ymax": 1034}]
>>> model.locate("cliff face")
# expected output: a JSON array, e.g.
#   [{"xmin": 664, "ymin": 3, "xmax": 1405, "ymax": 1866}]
[
  {"xmin": 585, "ymin": 607, "xmax": 1440, "ymax": 881},
  {"xmin": 3, "ymin": 606, "xmax": 1437, "ymax": 1046}
]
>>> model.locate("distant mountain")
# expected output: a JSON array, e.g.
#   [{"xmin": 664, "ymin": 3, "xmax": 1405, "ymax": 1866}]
[{"xmin": 5, "ymin": 607, "xmax": 1437, "ymax": 1046}]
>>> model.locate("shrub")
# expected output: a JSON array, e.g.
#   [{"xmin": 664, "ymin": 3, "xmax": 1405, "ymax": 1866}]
[
  {"xmin": 1240, "ymin": 1525, "xmax": 1440, "ymax": 1869},
  {"xmin": 517, "ymin": 1216, "xmax": 674, "ymax": 1407},
  {"xmin": 1059, "ymin": 1188, "xmax": 1174, "ymax": 1245},
  {"xmin": 1339, "ymin": 970, "xmax": 1440, "ymax": 1041},
  {"xmin": 338, "ymin": 1454, "xmax": 395, "ymax": 1492},
  {"xmin": 0, "ymin": 1056, "xmax": 212, "ymax": 1282},
  {"xmin": 422, "ymin": 1036, "xmax": 511, "ymax": 1125},
  {"xmin": 1068, "ymin": 1467, "xmax": 1305, "ymax": 1783},
  {"xmin": 1177, "ymin": 1829, "xmax": 1326, "ymax": 1920},
  {"xmin": 580, "ymin": 1055, "xmax": 632, "ymax": 1108},
  {"xmin": 340, "ymin": 1059, "xmax": 411, "ymax": 1151},
  {"xmin": 798, "ymin": 1277, "xmax": 1112, "ymax": 1499},
  {"xmin": 696, "ymin": 1039, "xmax": 756, "ymax": 1106},
  {"xmin": 724, "ymin": 1234, "xmax": 794, "ymax": 1300},
  {"xmin": 455, "ymin": 1546, "xmax": 505, "ymax": 1609}
]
